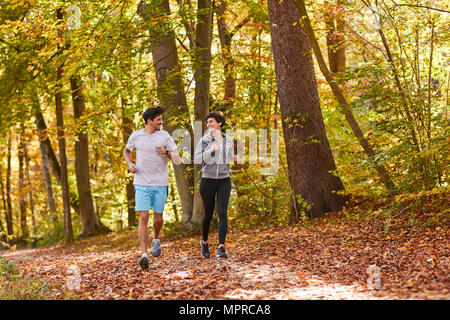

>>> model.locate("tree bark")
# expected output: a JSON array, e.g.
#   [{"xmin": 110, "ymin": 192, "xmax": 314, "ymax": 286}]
[
  {"xmin": 5, "ymin": 134, "xmax": 13, "ymax": 236},
  {"xmin": 268, "ymin": 0, "xmax": 347, "ymax": 220},
  {"xmin": 70, "ymin": 75, "xmax": 110, "ymax": 238},
  {"xmin": 23, "ymin": 144, "xmax": 37, "ymax": 238},
  {"xmin": 56, "ymin": 67, "xmax": 74, "ymax": 244},
  {"xmin": 137, "ymin": 0, "xmax": 195, "ymax": 227},
  {"xmin": 191, "ymin": 0, "xmax": 214, "ymax": 225},
  {"xmin": 121, "ymin": 97, "xmax": 136, "ymax": 228},
  {"xmin": 0, "ymin": 163, "xmax": 7, "ymax": 236},
  {"xmin": 18, "ymin": 126, "xmax": 28, "ymax": 238},
  {"xmin": 30, "ymin": 93, "xmax": 58, "ymax": 226},
  {"xmin": 325, "ymin": 0, "xmax": 346, "ymax": 73}
]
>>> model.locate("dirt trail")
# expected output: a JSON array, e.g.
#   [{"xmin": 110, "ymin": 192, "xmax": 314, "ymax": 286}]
[
  {"xmin": 2, "ymin": 244, "xmax": 384, "ymax": 300},
  {"xmin": 2, "ymin": 219, "xmax": 448, "ymax": 300}
]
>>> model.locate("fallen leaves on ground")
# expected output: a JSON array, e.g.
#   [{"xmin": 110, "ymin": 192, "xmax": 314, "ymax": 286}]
[{"xmin": 1, "ymin": 196, "xmax": 449, "ymax": 300}]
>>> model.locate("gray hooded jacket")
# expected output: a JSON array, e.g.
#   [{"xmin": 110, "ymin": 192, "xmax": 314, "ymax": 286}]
[{"xmin": 194, "ymin": 131, "xmax": 234, "ymax": 179}]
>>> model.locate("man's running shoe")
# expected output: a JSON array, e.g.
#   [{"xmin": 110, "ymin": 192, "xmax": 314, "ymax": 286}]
[
  {"xmin": 152, "ymin": 239, "xmax": 161, "ymax": 257},
  {"xmin": 139, "ymin": 253, "xmax": 149, "ymax": 269}
]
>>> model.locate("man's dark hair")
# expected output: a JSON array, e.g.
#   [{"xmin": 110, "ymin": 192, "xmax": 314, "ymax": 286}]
[
  {"xmin": 205, "ymin": 111, "xmax": 226, "ymax": 128},
  {"xmin": 143, "ymin": 106, "xmax": 164, "ymax": 124}
]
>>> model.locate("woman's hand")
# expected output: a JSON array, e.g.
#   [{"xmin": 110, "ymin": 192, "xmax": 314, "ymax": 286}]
[{"xmin": 211, "ymin": 143, "xmax": 218, "ymax": 154}]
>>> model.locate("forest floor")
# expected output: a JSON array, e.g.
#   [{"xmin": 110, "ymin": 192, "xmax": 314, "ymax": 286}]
[{"xmin": 1, "ymin": 192, "xmax": 449, "ymax": 300}]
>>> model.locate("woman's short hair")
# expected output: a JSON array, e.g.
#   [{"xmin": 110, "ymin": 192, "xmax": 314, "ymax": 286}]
[
  {"xmin": 205, "ymin": 111, "xmax": 226, "ymax": 128},
  {"xmin": 143, "ymin": 106, "xmax": 164, "ymax": 124}
]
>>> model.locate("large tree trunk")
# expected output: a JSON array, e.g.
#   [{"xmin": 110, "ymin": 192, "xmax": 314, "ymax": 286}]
[
  {"xmin": 70, "ymin": 75, "xmax": 110, "ymax": 238},
  {"xmin": 268, "ymin": 0, "xmax": 346, "ymax": 220},
  {"xmin": 191, "ymin": 0, "xmax": 214, "ymax": 225},
  {"xmin": 137, "ymin": 0, "xmax": 194, "ymax": 227},
  {"xmin": 55, "ymin": 58, "xmax": 74, "ymax": 243}
]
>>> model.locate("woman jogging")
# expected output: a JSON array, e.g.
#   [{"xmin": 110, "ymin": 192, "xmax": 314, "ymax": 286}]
[{"xmin": 194, "ymin": 111, "xmax": 238, "ymax": 259}]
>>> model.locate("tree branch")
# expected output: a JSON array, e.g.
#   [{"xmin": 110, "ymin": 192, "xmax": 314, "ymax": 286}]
[{"xmin": 391, "ymin": 1, "xmax": 450, "ymax": 14}]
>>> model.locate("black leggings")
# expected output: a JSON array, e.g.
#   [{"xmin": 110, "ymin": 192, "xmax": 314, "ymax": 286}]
[{"xmin": 200, "ymin": 177, "xmax": 231, "ymax": 245}]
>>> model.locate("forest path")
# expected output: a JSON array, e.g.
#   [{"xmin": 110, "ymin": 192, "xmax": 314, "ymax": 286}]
[{"xmin": 2, "ymin": 215, "xmax": 448, "ymax": 300}]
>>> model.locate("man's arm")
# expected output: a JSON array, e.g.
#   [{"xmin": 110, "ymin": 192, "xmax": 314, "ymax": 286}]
[
  {"xmin": 167, "ymin": 149, "xmax": 181, "ymax": 165},
  {"xmin": 155, "ymin": 146, "xmax": 181, "ymax": 165},
  {"xmin": 123, "ymin": 147, "xmax": 137, "ymax": 173}
]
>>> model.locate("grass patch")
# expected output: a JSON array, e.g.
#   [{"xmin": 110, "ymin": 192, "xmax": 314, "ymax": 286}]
[{"xmin": 0, "ymin": 256, "xmax": 79, "ymax": 300}]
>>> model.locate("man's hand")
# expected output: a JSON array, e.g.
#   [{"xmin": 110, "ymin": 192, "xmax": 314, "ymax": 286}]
[
  {"xmin": 233, "ymin": 155, "xmax": 239, "ymax": 164},
  {"xmin": 127, "ymin": 162, "xmax": 137, "ymax": 173},
  {"xmin": 155, "ymin": 145, "xmax": 167, "ymax": 156},
  {"xmin": 123, "ymin": 147, "xmax": 137, "ymax": 173}
]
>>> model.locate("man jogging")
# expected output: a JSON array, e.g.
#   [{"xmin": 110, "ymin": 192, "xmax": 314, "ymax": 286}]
[{"xmin": 123, "ymin": 106, "xmax": 180, "ymax": 269}]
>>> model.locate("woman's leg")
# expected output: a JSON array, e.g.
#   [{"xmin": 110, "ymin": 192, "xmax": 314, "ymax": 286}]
[
  {"xmin": 216, "ymin": 178, "xmax": 231, "ymax": 245},
  {"xmin": 199, "ymin": 178, "xmax": 217, "ymax": 242}
]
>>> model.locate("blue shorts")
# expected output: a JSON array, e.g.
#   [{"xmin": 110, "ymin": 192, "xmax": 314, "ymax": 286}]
[{"xmin": 134, "ymin": 185, "xmax": 169, "ymax": 213}]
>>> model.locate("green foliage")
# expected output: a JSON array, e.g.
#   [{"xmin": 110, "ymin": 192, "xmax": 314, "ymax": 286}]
[
  {"xmin": 0, "ymin": 256, "xmax": 17, "ymax": 277},
  {"xmin": 0, "ymin": 0, "xmax": 448, "ymax": 246}
]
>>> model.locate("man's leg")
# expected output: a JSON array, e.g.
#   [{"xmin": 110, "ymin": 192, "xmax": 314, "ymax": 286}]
[
  {"xmin": 151, "ymin": 212, "xmax": 163, "ymax": 257},
  {"xmin": 153, "ymin": 212, "xmax": 163, "ymax": 240},
  {"xmin": 137, "ymin": 210, "xmax": 150, "ymax": 268},
  {"xmin": 138, "ymin": 210, "xmax": 150, "ymax": 254},
  {"xmin": 135, "ymin": 185, "xmax": 152, "ymax": 268},
  {"xmin": 150, "ymin": 186, "xmax": 168, "ymax": 257}
]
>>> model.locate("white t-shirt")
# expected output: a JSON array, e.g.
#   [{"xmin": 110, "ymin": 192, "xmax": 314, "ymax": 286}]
[{"xmin": 126, "ymin": 129, "xmax": 177, "ymax": 186}]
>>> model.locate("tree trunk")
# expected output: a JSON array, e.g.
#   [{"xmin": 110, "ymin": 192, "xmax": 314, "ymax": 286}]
[
  {"xmin": 5, "ymin": 134, "xmax": 13, "ymax": 235},
  {"xmin": 121, "ymin": 97, "xmax": 136, "ymax": 228},
  {"xmin": 55, "ymin": 63, "xmax": 74, "ymax": 244},
  {"xmin": 23, "ymin": 144, "xmax": 37, "ymax": 238},
  {"xmin": 137, "ymin": 0, "xmax": 195, "ymax": 227},
  {"xmin": 170, "ymin": 183, "xmax": 179, "ymax": 223},
  {"xmin": 325, "ymin": 0, "xmax": 346, "ymax": 73},
  {"xmin": 0, "ymin": 163, "xmax": 7, "ymax": 236},
  {"xmin": 191, "ymin": 0, "xmax": 214, "ymax": 225},
  {"xmin": 29, "ymin": 94, "xmax": 58, "ymax": 226},
  {"xmin": 18, "ymin": 126, "xmax": 28, "ymax": 238},
  {"xmin": 70, "ymin": 75, "xmax": 110, "ymax": 238},
  {"xmin": 216, "ymin": 0, "xmax": 239, "ymax": 107},
  {"xmin": 268, "ymin": 0, "xmax": 347, "ymax": 220}
]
